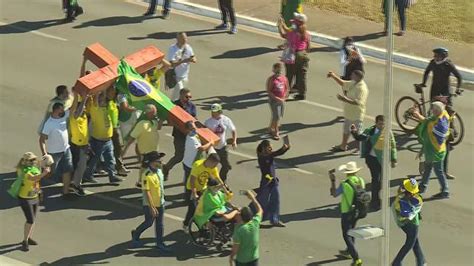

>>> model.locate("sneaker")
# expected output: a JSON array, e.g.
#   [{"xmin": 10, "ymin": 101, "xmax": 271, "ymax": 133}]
[
  {"xmin": 21, "ymin": 241, "xmax": 29, "ymax": 252},
  {"xmin": 161, "ymin": 11, "xmax": 169, "ymax": 19},
  {"xmin": 27, "ymin": 239, "xmax": 38, "ymax": 245},
  {"xmin": 271, "ymin": 221, "xmax": 286, "ymax": 227},
  {"xmin": 351, "ymin": 259, "xmax": 363, "ymax": 266},
  {"xmin": 446, "ymin": 174, "xmax": 456, "ymax": 180},
  {"xmin": 432, "ymin": 192, "xmax": 450, "ymax": 199},
  {"xmin": 110, "ymin": 176, "xmax": 124, "ymax": 183},
  {"xmin": 156, "ymin": 244, "xmax": 172, "ymax": 253},
  {"xmin": 338, "ymin": 249, "xmax": 352, "ymax": 259},
  {"xmin": 70, "ymin": 184, "xmax": 86, "ymax": 196},
  {"xmin": 83, "ymin": 177, "xmax": 99, "ymax": 184},
  {"xmin": 293, "ymin": 94, "xmax": 306, "ymax": 100},
  {"xmin": 215, "ymin": 23, "xmax": 228, "ymax": 30},
  {"xmin": 182, "ymin": 224, "xmax": 189, "ymax": 234},
  {"xmin": 230, "ymin": 26, "xmax": 238, "ymax": 34},
  {"xmin": 117, "ymin": 167, "xmax": 129, "ymax": 176}
]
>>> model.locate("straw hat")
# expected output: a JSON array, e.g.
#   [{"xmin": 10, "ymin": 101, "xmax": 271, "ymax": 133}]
[
  {"xmin": 22, "ymin": 152, "xmax": 38, "ymax": 161},
  {"xmin": 338, "ymin": 161, "xmax": 362, "ymax": 174}
]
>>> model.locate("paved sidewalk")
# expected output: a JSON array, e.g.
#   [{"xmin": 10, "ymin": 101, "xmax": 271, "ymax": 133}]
[{"xmin": 187, "ymin": 0, "xmax": 474, "ymax": 69}]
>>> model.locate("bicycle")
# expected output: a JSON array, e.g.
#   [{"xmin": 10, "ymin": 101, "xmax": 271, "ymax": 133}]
[{"xmin": 395, "ymin": 84, "xmax": 465, "ymax": 146}]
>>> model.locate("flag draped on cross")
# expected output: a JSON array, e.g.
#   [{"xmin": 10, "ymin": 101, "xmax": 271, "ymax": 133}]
[{"xmin": 115, "ymin": 59, "xmax": 175, "ymax": 120}]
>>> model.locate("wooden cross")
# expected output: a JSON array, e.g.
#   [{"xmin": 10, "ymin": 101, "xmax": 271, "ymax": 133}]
[{"xmin": 74, "ymin": 43, "xmax": 219, "ymax": 145}]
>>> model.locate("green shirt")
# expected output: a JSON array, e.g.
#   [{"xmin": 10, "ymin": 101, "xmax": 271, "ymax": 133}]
[
  {"xmin": 340, "ymin": 175, "xmax": 365, "ymax": 213},
  {"xmin": 233, "ymin": 214, "xmax": 262, "ymax": 263}
]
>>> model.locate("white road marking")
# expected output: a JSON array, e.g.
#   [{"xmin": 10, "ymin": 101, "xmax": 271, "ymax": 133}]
[
  {"xmin": 0, "ymin": 21, "xmax": 67, "ymax": 42},
  {"xmin": 164, "ymin": 133, "xmax": 314, "ymax": 175},
  {"xmin": 0, "ymin": 255, "xmax": 30, "ymax": 266}
]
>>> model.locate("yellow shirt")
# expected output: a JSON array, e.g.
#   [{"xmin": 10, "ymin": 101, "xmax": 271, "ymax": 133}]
[
  {"xmin": 69, "ymin": 112, "xmax": 89, "ymax": 146},
  {"xmin": 130, "ymin": 120, "xmax": 159, "ymax": 154},
  {"xmin": 141, "ymin": 168, "xmax": 163, "ymax": 207},
  {"xmin": 186, "ymin": 159, "xmax": 221, "ymax": 191},
  {"xmin": 342, "ymin": 80, "xmax": 369, "ymax": 121},
  {"xmin": 88, "ymin": 102, "xmax": 113, "ymax": 140},
  {"xmin": 145, "ymin": 68, "xmax": 164, "ymax": 90},
  {"xmin": 18, "ymin": 167, "xmax": 41, "ymax": 199}
]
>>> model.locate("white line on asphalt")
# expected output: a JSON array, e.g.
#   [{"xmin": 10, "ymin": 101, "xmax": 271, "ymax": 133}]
[
  {"xmin": 0, "ymin": 22, "xmax": 68, "ymax": 42},
  {"xmin": 0, "ymin": 255, "xmax": 30, "ymax": 266},
  {"xmin": 164, "ymin": 134, "xmax": 314, "ymax": 175}
]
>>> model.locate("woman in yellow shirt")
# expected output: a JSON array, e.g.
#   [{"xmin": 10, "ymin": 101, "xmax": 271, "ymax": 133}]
[{"xmin": 16, "ymin": 152, "xmax": 50, "ymax": 252}]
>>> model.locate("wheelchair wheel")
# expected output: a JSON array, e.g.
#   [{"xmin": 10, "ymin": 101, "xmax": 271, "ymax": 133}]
[{"xmin": 188, "ymin": 220, "xmax": 215, "ymax": 248}]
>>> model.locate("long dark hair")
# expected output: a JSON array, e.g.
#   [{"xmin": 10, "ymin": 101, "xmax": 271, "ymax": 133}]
[{"xmin": 256, "ymin": 140, "xmax": 271, "ymax": 155}]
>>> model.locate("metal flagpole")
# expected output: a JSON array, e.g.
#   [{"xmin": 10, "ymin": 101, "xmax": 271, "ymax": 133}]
[{"xmin": 381, "ymin": 0, "xmax": 395, "ymax": 264}]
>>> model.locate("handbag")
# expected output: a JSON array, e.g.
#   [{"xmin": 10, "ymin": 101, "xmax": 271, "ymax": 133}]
[
  {"xmin": 165, "ymin": 46, "xmax": 188, "ymax": 88},
  {"xmin": 281, "ymin": 46, "xmax": 295, "ymax": 64}
]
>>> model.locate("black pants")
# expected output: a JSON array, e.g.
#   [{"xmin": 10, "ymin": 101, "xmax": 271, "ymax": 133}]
[
  {"xmin": 285, "ymin": 52, "xmax": 309, "ymax": 96},
  {"xmin": 341, "ymin": 213, "xmax": 359, "ymax": 261},
  {"xmin": 216, "ymin": 147, "xmax": 231, "ymax": 182},
  {"xmin": 218, "ymin": 0, "xmax": 236, "ymax": 26},
  {"xmin": 65, "ymin": 0, "xmax": 81, "ymax": 19},
  {"xmin": 366, "ymin": 155, "xmax": 382, "ymax": 206},
  {"xmin": 19, "ymin": 197, "xmax": 39, "ymax": 224},
  {"xmin": 183, "ymin": 190, "xmax": 202, "ymax": 226},
  {"xmin": 112, "ymin": 128, "xmax": 125, "ymax": 170},
  {"xmin": 164, "ymin": 137, "xmax": 186, "ymax": 174}
]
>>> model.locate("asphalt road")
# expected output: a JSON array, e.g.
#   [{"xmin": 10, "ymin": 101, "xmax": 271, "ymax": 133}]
[{"xmin": 0, "ymin": 0, "xmax": 473, "ymax": 265}]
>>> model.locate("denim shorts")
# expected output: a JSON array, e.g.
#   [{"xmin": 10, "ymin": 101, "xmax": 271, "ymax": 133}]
[{"xmin": 50, "ymin": 147, "xmax": 74, "ymax": 178}]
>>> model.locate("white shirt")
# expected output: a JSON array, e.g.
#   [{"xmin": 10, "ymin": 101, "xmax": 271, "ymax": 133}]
[
  {"xmin": 42, "ymin": 111, "xmax": 70, "ymax": 153},
  {"xmin": 167, "ymin": 43, "xmax": 194, "ymax": 80},
  {"xmin": 204, "ymin": 115, "xmax": 236, "ymax": 150},
  {"xmin": 183, "ymin": 133, "xmax": 202, "ymax": 168}
]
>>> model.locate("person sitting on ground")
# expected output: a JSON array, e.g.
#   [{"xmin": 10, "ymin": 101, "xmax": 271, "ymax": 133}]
[{"xmin": 193, "ymin": 178, "xmax": 239, "ymax": 228}]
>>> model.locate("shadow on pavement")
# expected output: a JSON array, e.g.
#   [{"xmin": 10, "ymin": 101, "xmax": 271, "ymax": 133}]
[
  {"xmin": 211, "ymin": 47, "xmax": 279, "ymax": 59},
  {"xmin": 194, "ymin": 91, "xmax": 268, "ymax": 111},
  {"xmin": 40, "ymin": 231, "xmax": 229, "ymax": 265},
  {"xmin": 0, "ymin": 243, "xmax": 22, "ymax": 255},
  {"xmin": 0, "ymin": 19, "xmax": 65, "ymax": 35},
  {"xmin": 129, "ymin": 28, "xmax": 226, "ymax": 41},
  {"xmin": 350, "ymin": 31, "xmax": 387, "ymax": 43},
  {"xmin": 0, "ymin": 171, "xmax": 20, "ymax": 210},
  {"xmin": 307, "ymin": 255, "xmax": 350, "ymax": 265},
  {"xmin": 280, "ymin": 205, "xmax": 340, "ymax": 223},
  {"xmin": 73, "ymin": 15, "xmax": 159, "ymax": 29},
  {"xmin": 308, "ymin": 46, "xmax": 339, "ymax": 53}
]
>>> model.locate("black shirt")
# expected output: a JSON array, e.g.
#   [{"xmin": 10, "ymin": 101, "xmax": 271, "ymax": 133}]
[{"xmin": 422, "ymin": 59, "xmax": 462, "ymax": 98}]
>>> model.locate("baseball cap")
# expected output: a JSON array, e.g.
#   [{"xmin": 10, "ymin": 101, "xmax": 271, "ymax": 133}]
[{"xmin": 210, "ymin": 103, "xmax": 223, "ymax": 113}]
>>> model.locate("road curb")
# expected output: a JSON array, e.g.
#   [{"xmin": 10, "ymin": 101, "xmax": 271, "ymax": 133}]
[{"xmin": 144, "ymin": 0, "xmax": 474, "ymax": 82}]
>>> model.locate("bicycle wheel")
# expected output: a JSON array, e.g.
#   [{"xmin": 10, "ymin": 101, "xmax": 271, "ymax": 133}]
[
  {"xmin": 395, "ymin": 96, "xmax": 421, "ymax": 132},
  {"xmin": 449, "ymin": 112, "xmax": 464, "ymax": 146},
  {"xmin": 188, "ymin": 220, "xmax": 215, "ymax": 248}
]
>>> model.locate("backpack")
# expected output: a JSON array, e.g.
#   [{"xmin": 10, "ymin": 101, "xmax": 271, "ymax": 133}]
[
  {"xmin": 7, "ymin": 170, "xmax": 23, "ymax": 199},
  {"xmin": 345, "ymin": 179, "xmax": 371, "ymax": 221}
]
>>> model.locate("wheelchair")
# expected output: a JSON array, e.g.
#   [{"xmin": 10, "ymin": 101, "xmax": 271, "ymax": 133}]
[{"xmin": 188, "ymin": 215, "xmax": 235, "ymax": 251}]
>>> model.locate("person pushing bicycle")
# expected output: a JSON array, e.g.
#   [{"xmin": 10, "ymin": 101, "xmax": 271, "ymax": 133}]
[{"xmin": 418, "ymin": 47, "xmax": 462, "ymax": 106}]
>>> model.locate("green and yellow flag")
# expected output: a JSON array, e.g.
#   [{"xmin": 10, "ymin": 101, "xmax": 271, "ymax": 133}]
[{"xmin": 115, "ymin": 59, "xmax": 175, "ymax": 120}]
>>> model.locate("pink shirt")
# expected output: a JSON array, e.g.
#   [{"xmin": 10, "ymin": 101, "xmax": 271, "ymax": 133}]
[
  {"xmin": 287, "ymin": 31, "xmax": 309, "ymax": 52},
  {"xmin": 269, "ymin": 75, "xmax": 288, "ymax": 98}
]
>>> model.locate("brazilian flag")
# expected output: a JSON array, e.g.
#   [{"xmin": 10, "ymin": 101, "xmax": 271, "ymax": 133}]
[{"xmin": 115, "ymin": 59, "xmax": 175, "ymax": 120}]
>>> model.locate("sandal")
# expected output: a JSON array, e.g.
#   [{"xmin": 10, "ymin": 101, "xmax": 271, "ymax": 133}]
[{"xmin": 330, "ymin": 145, "xmax": 347, "ymax": 152}]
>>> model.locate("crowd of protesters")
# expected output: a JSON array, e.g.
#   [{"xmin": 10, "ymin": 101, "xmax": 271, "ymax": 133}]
[{"xmin": 7, "ymin": 1, "xmax": 464, "ymax": 265}]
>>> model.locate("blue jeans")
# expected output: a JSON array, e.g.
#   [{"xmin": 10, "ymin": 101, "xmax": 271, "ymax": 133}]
[
  {"xmin": 147, "ymin": 0, "xmax": 171, "ymax": 13},
  {"xmin": 421, "ymin": 160, "xmax": 449, "ymax": 193},
  {"xmin": 396, "ymin": 1, "xmax": 406, "ymax": 31},
  {"xmin": 341, "ymin": 213, "xmax": 359, "ymax": 261},
  {"xmin": 83, "ymin": 138, "xmax": 116, "ymax": 180},
  {"xmin": 133, "ymin": 206, "xmax": 165, "ymax": 246},
  {"xmin": 392, "ymin": 223, "xmax": 425, "ymax": 266}
]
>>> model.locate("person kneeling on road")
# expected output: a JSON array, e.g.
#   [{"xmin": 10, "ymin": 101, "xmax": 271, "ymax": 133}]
[{"xmin": 193, "ymin": 178, "xmax": 239, "ymax": 229}]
